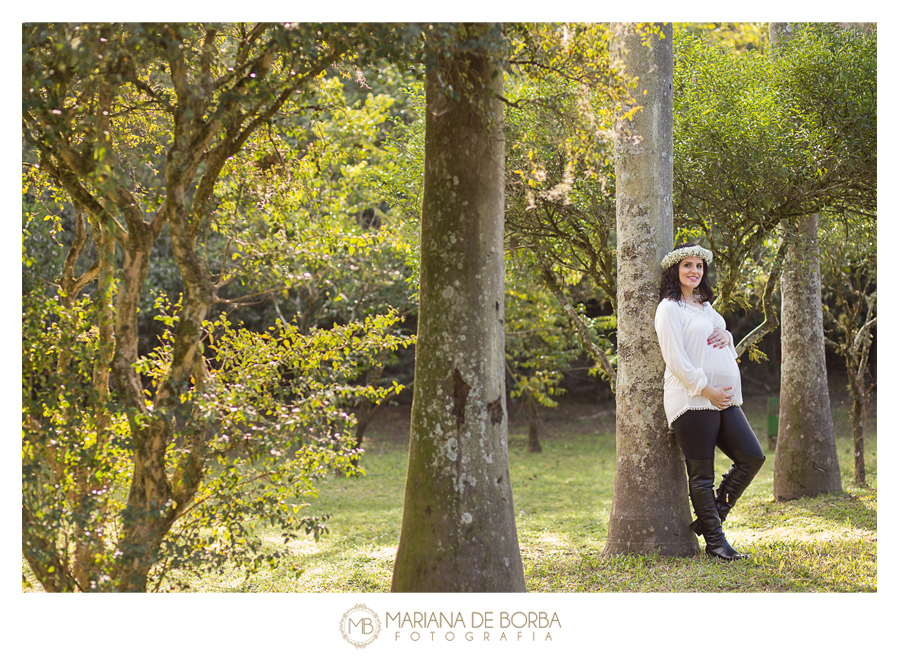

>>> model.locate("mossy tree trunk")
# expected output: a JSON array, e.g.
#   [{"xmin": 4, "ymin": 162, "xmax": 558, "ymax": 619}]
[
  {"xmin": 849, "ymin": 372, "xmax": 866, "ymax": 487},
  {"xmin": 603, "ymin": 22, "xmax": 699, "ymax": 557},
  {"xmin": 391, "ymin": 25, "xmax": 526, "ymax": 592},
  {"xmin": 774, "ymin": 213, "xmax": 841, "ymax": 500}
]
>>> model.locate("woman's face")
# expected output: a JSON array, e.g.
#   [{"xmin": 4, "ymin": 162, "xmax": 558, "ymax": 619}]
[{"xmin": 679, "ymin": 257, "xmax": 704, "ymax": 293}]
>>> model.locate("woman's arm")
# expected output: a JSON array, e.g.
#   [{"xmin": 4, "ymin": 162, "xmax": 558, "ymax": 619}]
[{"xmin": 654, "ymin": 301, "xmax": 708, "ymax": 397}]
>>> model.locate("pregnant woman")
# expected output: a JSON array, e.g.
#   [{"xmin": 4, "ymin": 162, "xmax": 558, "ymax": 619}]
[{"xmin": 654, "ymin": 243, "xmax": 766, "ymax": 561}]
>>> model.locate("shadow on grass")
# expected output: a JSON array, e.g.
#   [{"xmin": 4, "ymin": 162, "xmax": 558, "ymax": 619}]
[{"xmin": 784, "ymin": 490, "xmax": 877, "ymax": 531}]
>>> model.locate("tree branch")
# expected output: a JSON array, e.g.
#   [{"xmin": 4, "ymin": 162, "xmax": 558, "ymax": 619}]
[
  {"xmin": 537, "ymin": 260, "xmax": 616, "ymax": 392},
  {"xmin": 735, "ymin": 237, "xmax": 789, "ymax": 359}
]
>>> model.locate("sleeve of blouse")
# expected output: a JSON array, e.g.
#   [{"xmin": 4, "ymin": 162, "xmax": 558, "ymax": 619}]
[{"xmin": 655, "ymin": 301, "xmax": 708, "ymax": 397}]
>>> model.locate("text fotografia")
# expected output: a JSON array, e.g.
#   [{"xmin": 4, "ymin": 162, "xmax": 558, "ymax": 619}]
[{"xmin": 387, "ymin": 611, "xmax": 561, "ymax": 642}]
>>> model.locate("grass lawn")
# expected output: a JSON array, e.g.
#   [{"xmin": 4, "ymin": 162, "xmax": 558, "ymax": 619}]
[{"xmin": 165, "ymin": 393, "xmax": 876, "ymax": 593}]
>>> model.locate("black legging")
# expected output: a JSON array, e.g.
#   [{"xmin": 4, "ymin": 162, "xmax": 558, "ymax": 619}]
[{"xmin": 671, "ymin": 406, "xmax": 765, "ymax": 462}]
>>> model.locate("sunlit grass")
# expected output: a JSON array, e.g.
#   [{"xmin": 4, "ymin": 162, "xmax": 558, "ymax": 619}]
[
  {"xmin": 161, "ymin": 394, "xmax": 875, "ymax": 593},
  {"xmin": 26, "ymin": 394, "xmax": 875, "ymax": 593}
]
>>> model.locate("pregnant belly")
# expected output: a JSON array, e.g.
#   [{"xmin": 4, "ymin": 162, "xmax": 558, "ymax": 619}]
[{"xmin": 704, "ymin": 347, "xmax": 740, "ymax": 388}]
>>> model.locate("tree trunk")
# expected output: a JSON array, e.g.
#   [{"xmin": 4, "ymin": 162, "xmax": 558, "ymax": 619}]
[
  {"xmin": 526, "ymin": 396, "xmax": 542, "ymax": 453},
  {"xmin": 603, "ymin": 23, "xmax": 698, "ymax": 557},
  {"xmin": 391, "ymin": 25, "xmax": 526, "ymax": 592},
  {"xmin": 849, "ymin": 369, "xmax": 866, "ymax": 487},
  {"xmin": 111, "ymin": 138, "xmax": 212, "ymax": 591},
  {"xmin": 774, "ymin": 213, "xmax": 841, "ymax": 500},
  {"xmin": 72, "ymin": 213, "xmax": 116, "ymax": 591}
]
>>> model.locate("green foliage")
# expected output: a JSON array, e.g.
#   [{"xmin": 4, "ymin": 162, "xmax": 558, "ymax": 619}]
[
  {"xmin": 22, "ymin": 200, "xmax": 68, "ymax": 295},
  {"xmin": 673, "ymin": 22, "xmax": 876, "ymax": 326},
  {"xmin": 367, "ymin": 79, "xmax": 426, "ymax": 288},
  {"xmin": 820, "ymin": 212, "xmax": 876, "ymax": 360},
  {"xmin": 22, "ymin": 291, "xmax": 130, "ymax": 592},
  {"xmin": 22, "ymin": 283, "xmax": 412, "ymax": 591},
  {"xmin": 146, "ymin": 306, "xmax": 411, "ymax": 588},
  {"xmin": 771, "ymin": 23, "xmax": 876, "ymax": 218},
  {"xmin": 676, "ymin": 22, "xmax": 768, "ymax": 52},
  {"xmin": 673, "ymin": 27, "xmax": 793, "ymax": 310},
  {"xmin": 504, "ymin": 22, "xmax": 625, "ymax": 291},
  {"xmin": 21, "ymin": 22, "xmax": 423, "ymax": 592},
  {"xmin": 819, "ymin": 209, "xmax": 876, "ymax": 486},
  {"xmin": 501, "ymin": 24, "xmax": 636, "ymax": 389},
  {"xmin": 209, "ymin": 72, "xmax": 418, "ymax": 329},
  {"xmin": 504, "ymin": 263, "xmax": 582, "ymax": 410}
]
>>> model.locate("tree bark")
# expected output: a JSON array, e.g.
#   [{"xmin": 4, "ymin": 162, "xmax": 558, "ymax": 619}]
[
  {"xmin": 603, "ymin": 23, "xmax": 699, "ymax": 557},
  {"xmin": 391, "ymin": 25, "xmax": 526, "ymax": 592},
  {"xmin": 849, "ymin": 370, "xmax": 866, "ymax": 487},
  {"xmin": 526, "ymin": 395, "xmax": 542, "ymax": 453},
  {"xmin": 850, "ymin": 302, "xmax": 875, "ymax": 487},
  {"xmin": 774, "ymin": 213, "xmax": 842, "ymax": 500}
]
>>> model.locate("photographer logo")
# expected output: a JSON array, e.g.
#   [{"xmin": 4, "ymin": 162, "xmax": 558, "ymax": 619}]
[{"xmin": 340, "ymin": 604, "xmax": 382, "ymax": 648}]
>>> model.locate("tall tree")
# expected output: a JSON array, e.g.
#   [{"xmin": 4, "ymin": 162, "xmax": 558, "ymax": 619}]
[
  {"xmin": 602, "ymin": 23, "xmax": 698, "ymax": 557},
  {"xmin": 769, "ymin": 23, "xmax": 842, "ymax": 500},
  {"xmin": 391, "ymin": 24, "xmax": 526, "ymax": 592},
  {"xmin": 775, "ymin": 213, "xmax": 842, "ymax": 498},
  {"xmin": 21, "ymin": 22, "xmax": 415, "ymax": 592}
]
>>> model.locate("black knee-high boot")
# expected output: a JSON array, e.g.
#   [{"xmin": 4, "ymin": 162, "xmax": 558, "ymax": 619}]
[
  {"xmin": 690, "ymin": 451, "xmax": 766, "ymax": 536},
  {"xmin": 685, "ymin": 459, "xmax": 746, "ymax": 560}
]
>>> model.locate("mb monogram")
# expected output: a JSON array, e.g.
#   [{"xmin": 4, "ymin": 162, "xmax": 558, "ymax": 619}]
[
  {"xmin": 340, "ymin": 604, "xmax": 382, "ymax": 648},
  {"xmin": 340, "ymin": 606, "xmax": 560, "ymax": 646}
]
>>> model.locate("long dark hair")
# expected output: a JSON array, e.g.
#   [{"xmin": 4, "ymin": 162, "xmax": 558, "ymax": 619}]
[{"xmin": 659, "ymin": 242, "xmax": 714, "ymax": 303}]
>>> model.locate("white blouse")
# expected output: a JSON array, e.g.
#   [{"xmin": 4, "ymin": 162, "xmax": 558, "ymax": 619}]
[{"xmin": 654, "ymin": 298, "xmax": 743, "ymax": 426}]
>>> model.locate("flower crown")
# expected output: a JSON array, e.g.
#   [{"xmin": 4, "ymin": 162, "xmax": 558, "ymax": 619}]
[{"xmin": 661, "ymin": 245, "xmax": 713, "ymax": 270}]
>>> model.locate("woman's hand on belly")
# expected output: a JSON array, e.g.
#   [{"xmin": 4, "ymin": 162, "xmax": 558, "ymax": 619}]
[
  {"xmin": 707, "ymin": 327, "xmax": 730, "ymax": 349},
  {"xmin": 702, "ymin": 384, "xmax": 733, "ymax": 410}
]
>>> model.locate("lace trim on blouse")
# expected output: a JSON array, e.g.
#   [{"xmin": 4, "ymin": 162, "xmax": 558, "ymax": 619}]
[
  {"xmin": 669, "ymin": 403, "xmax": 741, "ymax": 425},
  {"xmin": 677, "ymin": 300, "xmax": 710, "ymax": 316}
]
